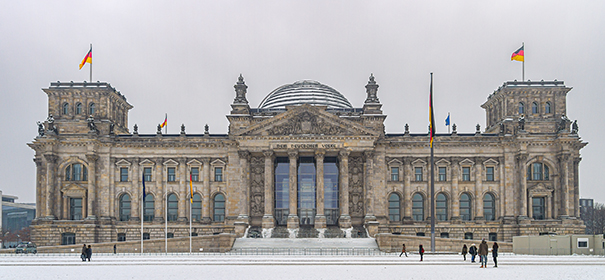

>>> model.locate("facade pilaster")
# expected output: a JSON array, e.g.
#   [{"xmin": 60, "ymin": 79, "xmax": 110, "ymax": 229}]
[
  {"xmin": 517, "ymin": 154, "xmax": 529, "ymax": 219},
  {"xmin": 178, "ymin": 158, "xmax": 187, "ymax": 222},
  {"xmin": 338, "ymin": 149, "xmax": 351, "ymax": 228},
  {"xmin": 109, "ymin": 157, "xmax": 116, "ymax": 218},
  {"xmin": 130, "ymin": 158, "xmax": 140, "ymax": 221},
  {"xmin": 238, "ymin": 150, "xmax": 251, "ymax": 222},
  {"xmin": 287, "ymin": 150, "xmax": 299, "ymax": 229},
  {"xmin": 402, "ymin": 157, "xmax": 412, "ymax": 221},
  {"xmin": 474, "ymin": 157, "xmax": 484, "ymax": 220},
  {"xmin": 34, "ymin": 158, "xmax": 43, "ymax": 219},
  {"xmin": 315, "ymin": 149, "xmax": 326, "ymax": 229},
  {"xmin": 201, "ymin": 158, "xmax": 211, "ymax": 223},
  {"xmin": 450, "ymin": 158, "xmax": 460, "ymax": 220},
  {"xmin": 262, "ymin": 150, "xmax": 275, "ymax": 228},
  {"xmin": 154, "ymin": 157, "xmax": 164, "ymax": 222},
  {"xmin": 43, "ymin": 154, "xmax": 58, "ymax": 219},
  {"xmin": 363, "ymin": 150, "xmax": 376, "ymax": 222}
]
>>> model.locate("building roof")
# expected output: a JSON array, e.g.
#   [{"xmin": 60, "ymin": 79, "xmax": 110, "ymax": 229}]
[{"xmin": 258, "ymin": 80, "xmax": 353, "ymax": 109}]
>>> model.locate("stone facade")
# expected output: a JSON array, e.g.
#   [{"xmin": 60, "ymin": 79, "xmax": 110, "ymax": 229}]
[{"xmin": 28, "ymin": 77, "xmax": 586, "ymax": 248}]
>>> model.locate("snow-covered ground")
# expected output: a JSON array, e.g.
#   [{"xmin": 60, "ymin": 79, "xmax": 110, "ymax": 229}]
[{"xmin": 1, "ymin": 253, "xmax": 603, "ymax": 279}]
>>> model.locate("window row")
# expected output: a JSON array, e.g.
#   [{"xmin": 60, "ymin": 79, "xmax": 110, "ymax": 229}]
[
  {"xmin": 389, "ymin": 166, "xmax": 497, "ymax": 182},
  {"xmin": 117, "ymin": 193, "xmax": 225, "ymax": 222},
  {"xmin": 62, "ymin": 102, "xmax": 96, "ymax": 116},
  {"xmin": 119, "ymin": 167, "xmax": 222, "ymax": 182},
  {"xmin": 388, "ymin": 192, "xmax": 497, "ymax": 222},
  {"xmin": 519, "ymin": 101, "xmax": 552, "ymax": 115}
]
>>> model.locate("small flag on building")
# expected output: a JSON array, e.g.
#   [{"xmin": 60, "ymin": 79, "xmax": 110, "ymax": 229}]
[
  {"xmin": 189, "ymin": 173, "xmax": 194, "ymax": 204},
  {"xmin": 79, "ymin": 47, "xmax": 92, "ymax": 70},
  {"xmin": 160, "ymin": 114, "xmax": 167, "ymax": 128},
  {"xmin": 429, "ymin": 73, "xmax": 435, "ymax": 148},
  {"xmin": 511, "ymin": 45, "xmax": 524, "ymax": 62},
  {"xmin": 445, "ymin": 113, "xmax": 450, "ymax": 126}
]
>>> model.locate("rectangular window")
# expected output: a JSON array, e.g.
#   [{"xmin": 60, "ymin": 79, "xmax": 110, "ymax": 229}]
[
  {"xmin": 117, "ymin": 233, "xmax": 126, "ymax": 242},
  {"xmin": 464, "ymin": 232, "xmax": 473, "ymax": 240},
  {"xmin": 438, "ymin": 167, "xmax": 447, "ymax": 181},
  {"xmin": 167, "ymin": 167, "xmax": 176, "ymax": 182},
  {"xmin": 532, "ymin": 197, "xmax": 545, "ymax": 220},
  {"xmin": 391, "ymin": 167, "xmax": 399, "ymax": 181},
  {"xmin": 70, "ymin": 198, "xmax": 82, "ymax": 220},
  {"xmin": 533, "ymin": 163, "xmax": 543, "ymax": 181},
  {"xmin": 143, "ymin": 233, "xmax": 150, "ymax": 240},
  {"xmin": 462, "ymin": 167, "xmax": 471, "ymax": 181},
  {"xmin": 61, "ymin": 233, "xmax": 76, "ymax": 245},
  {"xmin": 577, "ymin": 238, "xmax": 589, "ymax": 248},
  {"xmin": 143, "ymin": 167, "xmax": 152, "ymax": 182},
  {"xmin": 489, "ymin": 233, "xmax": 497, "ymax": 241},
  {"xmin": 440, "ymin": 232, "xmax": 450, "ymax": 238},
  {"xmin": 191, "ymin": 167, "xmax": 199, "ymax": 182},
  {"xmin": 416, "ymin": 232, "xmax": 425, "ymax": 237},
  {"xmin": 215, "ymin": 167, "xmax": 223, "ymax": 182},
  {"xmin": 120, "ymin": 167, "xmax": 128, "ymax": 182},
  {"xmin": 486, "ymin": 167, "xmax": 494, "ymax": 181},
  {"xmin": 415, "ymin": 167, "xmax": 423, "ymax": 182}
]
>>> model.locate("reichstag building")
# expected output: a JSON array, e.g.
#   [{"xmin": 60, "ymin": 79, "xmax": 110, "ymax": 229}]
[{"xmin": 29, "ymin": 75, "xmax": 586, "ymax": 246}]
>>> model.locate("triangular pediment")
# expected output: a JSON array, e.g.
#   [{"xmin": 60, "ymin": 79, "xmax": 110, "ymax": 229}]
[
  {"xmin": 61, "ymin": 183, "xmax": 87, "ymax": 197},
  {"xmin": 237, "ymin": 105, "xmax": 378, "ymax": 137},
  {"xmin": 459, "ymin": 158, "xmax": 475, "ymax": 166}
]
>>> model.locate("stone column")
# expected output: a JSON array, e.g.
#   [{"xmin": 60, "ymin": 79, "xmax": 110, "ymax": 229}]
[
  {"xmin": 238, "ymin": 151, "xmax": 251, "ymax": 222},
  {"xmin": 363, "ymin": 150, "xmax": 376, "ymax": 222},
  {"xmin": 315, "ymin": 149, "xmax": 326, "ymax": 229},
  {"xmin": 130, "ymin": 158, "xmax": 140, "ymax": 221},
  {"xmin": 109, "ymin": 157, "xmax": 116, "ymax": 218},
  {"xmin": 178, "ymin": 158, "xmax": 187, "ymax": 222},
  {"xmin": 154, "ymin": 158, "xmax": 164, "ymax": 222},
  {"xmin": 450, "ymin": 158, "xmax": 460, "ymax": 220},
  {"xmin": 287, "ymin": 150, "xmax": 299, "ymax": 229},
  {"xmin": 34, "ymin": 158, "xmax": 43, "ymax": 219},
  {"xmin": 202, "ymin": 158, "xmax": 211, "ymax": 223},
  {"xmin": 402, "ymin": 157, "xmax": 412, "ymax": 222},
  {"xmin": 517, "ymin": 154, "xmax": 529, "ymax": 219},
  {"xmin": 338, "ymin": 149, "xmax": 351, "ymax": 228},
  {"xmin": 262, "ymin": 150, "xmax": 275, "ymax": 229},
  {"xmin": 44, "ymin": 154, "xmax": 57, "ymax": 220},
  {"xmin": 558, "ymin": 154, "xmax": 570, "ymax": 218},
  {"xmin": 474, "ymin": 157, "xmax": 483, "ymax": 220},
  {"xmin": 498, "ymin": 157, "xmax": 505, "ymax": 219}
]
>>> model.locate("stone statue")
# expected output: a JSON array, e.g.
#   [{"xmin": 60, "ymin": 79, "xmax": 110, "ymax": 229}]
[
  {"xmin": 572, "ymin": 120, "xmax": 578, "ymax": 134},
  {"xmin": 476, "ymin": 124, "xmax": 481, "ymax": 133},
  {"xmin": 157, "ymin": 124, "xmax": 162, "ymax": 134},
  {"xmin": 404, "ymin": 123, "xmax": 409, "ymax": 134},
  {"xmin": 452, "ymin": 123, "xmax": 457, "ymax": 133},
  {"xmin": 46, "ymin": 114, "xmax": 57, "ymax": 134},
  {"xmin": 205, "ymin": 124, "xmax": 209, "ymax": 134},
  {"xmin": 133, "ymin": 124, "xmax": 138, "ymax": 134},
  {"xmin": 37, "ymin": 121, "xmax": 44, "ymax": 137},
  {"xmin": 499, "ymin": 122, "xmax": 505, "ymax": 134},
  {"xmin": 109, "ymin": 123, "xmax": 115, "ymax": 135},
  {"xmin": 559, "ymin": 114, "xmax": 569, "ymax": 132},
  {"xmin": 87, "ymin": 115, "xmax": 98, "ymax": 133},
  {"xmin": 518, "ymin": 114, "xmax": 525, "ymax": 131},
  {"xmin": 181, "ymin": 124, "xmax": 186, "ymax": 134}
]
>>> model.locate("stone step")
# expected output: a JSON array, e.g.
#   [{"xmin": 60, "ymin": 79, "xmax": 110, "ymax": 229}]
[{"xmin": 233, "ymin": 238, "xmax": 378, "ymax": 249}]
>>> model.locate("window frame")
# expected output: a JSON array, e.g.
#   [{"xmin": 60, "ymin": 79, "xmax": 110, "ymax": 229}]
[
  {"xmin": 532, "ymin": 102, "xmax": 538, "ymax": 114},
  {"xmin": 119, "ymin": 193, "xmax": 131, "ymax": 221},
  {"xmin": 167, "ymin": 167, "xmax": 176, "ymax": 182},
  {"xmin": 143, "ymin": 167, "xmax": 152, "ymax": 182},
  {"xmin": 388, "ymin": 193, "xmax": 401, "ymax": 222},
  {"xmin": 486, "ymin": 166, "xmax": 495, "ymax": 181},
  {"xmin": 214, "ymin": 167, "xmax": 223, "ymax": 182},
  {"xmin": 412, "ymin": 193, "xmax": 424, "ymax": 221},
  {"xmin": 460, "ymin": 193, "xmax": 472, "ymax": 221},
  {"xmin": 190, "ymin": 167, "xmax": 200, "ymax": 182},
  {"xmin": 143, "ymin": 194, "xmax": 154, "ymax": 222},
  {"xmin": 69, "ymin": 197, "xmax": 83, "ymax": 220},
  {"xmin": 62, "ymin": 102, "xmax": 69, "ymax": 115},
  {"xmin": 192, "ymin": 193, "xmax": 202, "ymax": 221},
  {"xmin": 167, "ymin": 193, "xmax": 178, "ymax": 221},
  {"xmin": 390, "ymin": 166, "xmax": 399, "ymax": 182},
  {"xmin": 545, "ymin": 102, "xmax": 551, "ymax": 114},
  {"xmin": 414, "ymin": 167, "xmax": 423, "ymax": 182},
  {"xmin": 213, "ymin": 193, "xmax": 225, "ymax": 222},
  {"xmin": 436, "ymin": 193, "xmax": 448, "ymax": 221},
  {"xmin": 438, "ymin": 166, "xmax": 447, "ymax": 181},
  {"xmin": 61, "ymin": 233, "xmax": 76, "ymax": 245},
  {"xmin": 484, "ymin": 193, "xmax": 496, "ymax": 221},
  {"xmin": 89, "ymin": 103, "xmax": 95, "ymax": 115},
  {"xmin": 76, "ymin": 103, "xmax": 82, "ymax": 115},
  {"xmin": 462, "ymin": 167, "xmax": 471, "ymax": 181},
  {"xmin": 120, "ymin": 167, "xmax": 129, "ymax": 182},
  {"xmin": 519, "ymin": 102, "xmax": 525, "ymax": 115},
  {"xmin": 532, "ymin": 196, "xmax": 545, "ymax": 220}
]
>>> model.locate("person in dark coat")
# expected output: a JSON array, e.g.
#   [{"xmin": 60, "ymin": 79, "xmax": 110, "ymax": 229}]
[
  {"xmin": 469, "ymin": 243, "xmax": 477, "ymax": 263},
  {"xmin": 492, "ymin": 242, "xmax": 499, "ymax": 267},
  {"xmin": 86, "ymin": 245, "xmax": 92, "ymax": 261},
  {"xmin": 81, "ymin": 244, "xmax": 87, "ymax": 261},
  {"xmin": 399, "ymin": 243, "xmax": 407, "ymax": 257},
  {"xmin": 418, "ymin": 244, "xmax": 424, "ymax": 261},
  {"xmin": 478, "ymin": 239, "xmax": 489, "ymax": 268},
  {"xmin": 462, "ymin": 244, "xmax": 468, "ymax": 261},
  {"xmin": 113, "ymin": 244, "xmax": 117, "ymax": 254}
]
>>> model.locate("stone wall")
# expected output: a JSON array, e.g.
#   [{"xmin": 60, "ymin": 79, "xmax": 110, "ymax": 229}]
[{"xmin": 375, "ymin": 233, "xmax": 512, "ymax": 253}]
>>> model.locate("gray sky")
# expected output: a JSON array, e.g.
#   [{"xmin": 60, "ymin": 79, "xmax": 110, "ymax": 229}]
[{"xmin": 1, "ymin": 0, "xmax": 604, "ymax": 204}]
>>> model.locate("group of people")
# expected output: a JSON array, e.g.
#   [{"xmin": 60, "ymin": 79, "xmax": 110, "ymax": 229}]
[
  {"xmin": 398, "ymin": 239, "xmax": 498, "ymax": 267},
  {"xmin": 462, "ymin": 239, "xmax": 499, "ymax": 268},
  {"xmin": 81, "ymin": 244, "xmax": 92, "ymax": 261}
]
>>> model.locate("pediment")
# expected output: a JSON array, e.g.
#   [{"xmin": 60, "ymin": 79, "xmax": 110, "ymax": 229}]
[
  {"xmin": 528, "ymin": 182, "xmax": 553, "ymax": 194},
  {"xmin": 140, "ymin": 159, "xmax": 155, "ymax": 166},
  {"xmin": 237, "ymin": 105, "xmax": 378, "ymax": 137},
  {"xmin": 61, "ymin": 183, "xmax": 87, "ymax": 197},
  {"xmin": 115, "ymin": 159, "xmax": 131, "ymax": 166},
  {"xmin": 436, "ymin": 159, "xmax": 451, "ymax": 166},
  {"xmin": 187, "ymin": 159, "xmax": 202, "ymax": 166},
  {"xmin": 483, "ymin": 158, "xmax": 499, "ymax": 166},
  {"xmin": 412, "ymin": 159, "xmax": 427, "ymax": 166},
  {"xmin": 163, "ymin": 159, "xmax": 178, "ymax": 166},
  {"xmin": 387, "ymin": 159, "xmax": 403, "ymax": 165},
  {"xmin": 459, "ymin": 158, "xmax": 475, "ymax": 166},
  {"xmin": 211, "ymin": 159, "xmax": 226, "ymax": 166}
]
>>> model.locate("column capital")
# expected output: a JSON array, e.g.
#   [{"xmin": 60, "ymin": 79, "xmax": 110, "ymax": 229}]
[
  {"xmin": 238, "ymin": 150, "xmax": 251, "ymax": 160},
  {"xmin": 43, "ymin": 153, "xmax": 58, "ymax": 163},
  {"xmin": 33, "ymin": 157, "xmax": 43, "ymax": 166},
  {"xmin": 86, "ymin": 154, "xmax": 99, "ymax": 163},
  {"xmin": 263, "ymin": 150, "xmax": 274, "ymax": 159},
  {"xmin": 202, "ymin": 157, "xmax": 210, "ymax": 164},
  {"xmin": 288, "ymin": 149, "xmax": 298, "ymax": 160},
  {"xmin": 364, "ymin": 150, "xmax": 374, "ymax": 159},
  {"xmin": 315, "ymin": 149, "xmax": 325, "ymax": 160},
  {"xmin": 338, "ymin": 149, "xmax": 350, "ymax": 159}
]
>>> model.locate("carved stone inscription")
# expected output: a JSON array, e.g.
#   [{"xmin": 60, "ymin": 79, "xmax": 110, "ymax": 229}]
[
  {"xmin": 250, "ymin": 156, "xmax": 265, "ymax": 217},
  {"xmin": 349, "ymin": 156, "xmax": 364, "ymax": 217}
]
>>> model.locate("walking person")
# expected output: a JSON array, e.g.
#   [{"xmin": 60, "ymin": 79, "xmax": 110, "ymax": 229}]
[
  {"xmin": 80, "ymin": 244, "xmax": 87, "ymax": 261},
  {"xmin": 461, "ymin": 244, "xmax": 468, "ymax": 261},
  {"xmin": 86, "ymin": 245, "xmax": 92, "ymax": 262},
  {"xmin": 478, "ymin": 239, "xmax": 488, "ymax": 268},
  {"xmin": 492, "ymin": 242, "xmax": 499, "ymax": 268},
  {"xmin": 113, "ymin": 244, "xmax": 117, "ymax": 254},
  {"xmin": 469, "ymin": 243, "xmax": 477, "ymax": 263},
  {"xmin": 399, "ymin": 243, "xmax": 408, "ymax": 257},
  {"xmin": 418, "ymin": 244, "xmax": 424, "ymax": 261}
]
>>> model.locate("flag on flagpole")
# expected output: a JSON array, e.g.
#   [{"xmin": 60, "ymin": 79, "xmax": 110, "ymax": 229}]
[
  {"xmin": 160, "ymin": 114, "xmax": 167, "ymax": 128},
  {"xmin": 189, "ymin": 173, "xmax": 194, "ymax": 204},
  {"xmin": 445, "ymin": 113, "xmax": 450, "ymax": 126},
  {"xmin": 429, "ymin": 73, "xmax": 435, "ymax": 148},
  {"xmin": 511, "ymin": 45, "xmax": 524, "ymax": 62},
  {"xmin": 79, "ymin": 47, "xmax": 92, "ymax": 70}
]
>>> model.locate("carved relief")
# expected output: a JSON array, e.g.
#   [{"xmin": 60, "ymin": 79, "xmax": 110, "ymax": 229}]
[
  {"xmin": 268, "ymin": 112, "xmax": 349, "ymax": 136},
  {"xmin": 349, "ymin": 156, "xmax": 364, "ymax": 217},
  {"xmin": 249, "ymin": 156, "xmax": 265, "ymax": 216}
]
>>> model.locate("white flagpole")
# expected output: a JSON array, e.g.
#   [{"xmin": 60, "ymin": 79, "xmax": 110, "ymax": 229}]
[
  {"xmin": 141, "ymin": 188, "xmax": 144, "ymax": 254},
  {"xmin": 89, "ymin": 43, "xmax": 92, "ymax": 82},
  {"xmin": 522, "ymin": 42, "xmax": 525, "ymax": 81},
  {"xmin": 189, "ymin": 194, "xmax": 192, "ymax": 253},
  {"xmin": 165, "ymin": 185, "xmax": 168, "ymax": 253}
]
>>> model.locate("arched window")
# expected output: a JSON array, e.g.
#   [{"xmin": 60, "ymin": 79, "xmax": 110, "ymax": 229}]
[
  {"xmin": 167, "ymin": 193, "xmax": 178, "ymax": 221},
  {"xmin": 412, "ymin": 193, "xmax": 424, "ymax": 221},
  {"xmin": 62, "ymin": 103, "xmax": 69, "ymax": 115},
  {"xmin": 65, "ymin": 163, "xmax": 88, "ymax": 181},
  {"xmin": 545, "ymin": 102, "xmax": 551, "ymax": 114},
  {"xmin": 89, "ymin": 103, "xmax": 95, "ymax": 115},
  {"xmin": 532, "ymin": 102, "xmax": 538, "ymax": 114},
  {"xmin": 76, "ymin": 103, "xmax": 82, "ymax": 115},
  {"xmin": 192, "ymin": 194, "xmax": 202, "ymax": 221},
  {"xmin": 119, "ymin": 193, "xmax": 131, "ymax": 221},
  {"xmin": 483, "ymin": 193, "xmax": 495, "ymax": 221},
  {"xmin": 388, "ymin": 193, "xmax": 401, "ymax": 222},
  {"xmin": 436, "ymin": 193, "xmax": 448, "ymax": 221},
  {"xmin": 213, "ymin": 193, "xmax": 225, "ymax": 222},
  {"xmin": 528, "ymin": 162, "xmax": 550, "ymax": 181},
  {"xmin": 518, "ymin": 102, "xmax": 525, "ymax": 115},
  {"xmin": 460, "ymin": 193, "xmax": 472, "ymax": 221},
  {"xmin": 143, "ymin": 194, "xmax": 154, "ymax": 222}
]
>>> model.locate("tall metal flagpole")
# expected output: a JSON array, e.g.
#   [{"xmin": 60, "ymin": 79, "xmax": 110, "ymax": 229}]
[
  {"xmin": 141, "ymin": 178, "xmax": 144, "ymax": 254},
  {"xmin": 189, "ymin": 192, "xmax": 192, "ymax": 253},
  {"xmin": 89, "ymin": 44, "xmax": 93, "ymax": 82},
  {"xmin": 429, "ymin": 73, "xmax": 436, "ymax": 253},
  {"xmin": 164, "ymin": 113, "xmax": 167, "ymax": 134},
  {"xmin": 165, "ymin": 183, "xmax": 168, "ymax": 253},
  {"xmin": 522, "ymin": 42, "xmax": 525, "ymax": 81}
]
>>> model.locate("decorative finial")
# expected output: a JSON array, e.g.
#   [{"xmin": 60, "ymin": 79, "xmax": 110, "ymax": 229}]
[
  {"xmin": 364, "ymin": 74, "xmax": 380, "ymax": 103},
  {"xmin": 181, "ymin": 124, "xmax": 186, "ymax": 134},
  {"xmin": 233, "ymin": 74, "xmax": 249, "ymax": 104}
]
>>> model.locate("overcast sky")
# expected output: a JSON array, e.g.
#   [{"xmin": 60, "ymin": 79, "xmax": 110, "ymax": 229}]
[{"xmin": 1, "ymin": 1, "xmax": 604, "ymax": 204}]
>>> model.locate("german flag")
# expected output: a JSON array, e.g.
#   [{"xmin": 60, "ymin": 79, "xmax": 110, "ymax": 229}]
[
  {"xmin": 79, "ymin": 47, "xmax": 92, "ymax": 69},
  {"xmin": 429, "ymin": 73, "xmax": 435, "ymax": 148},
  {"xmin": 511, "ymin": 45, "xmax": 524, "ymax": 62},
  {"xmin": 160, "ymin": 114, "xmax": 167, "ymax": 128}
]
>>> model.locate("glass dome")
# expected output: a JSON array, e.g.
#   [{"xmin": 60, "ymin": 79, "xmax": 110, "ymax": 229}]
[{"xmin": 258, "ymin": 80, "xmax": 353, "ymax": 109}]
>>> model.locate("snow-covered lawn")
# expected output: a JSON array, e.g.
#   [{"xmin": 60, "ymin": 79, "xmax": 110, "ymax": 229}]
[{"xmin": 1, "ymin": 253, "xmax": 603, "ymax": 279}]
